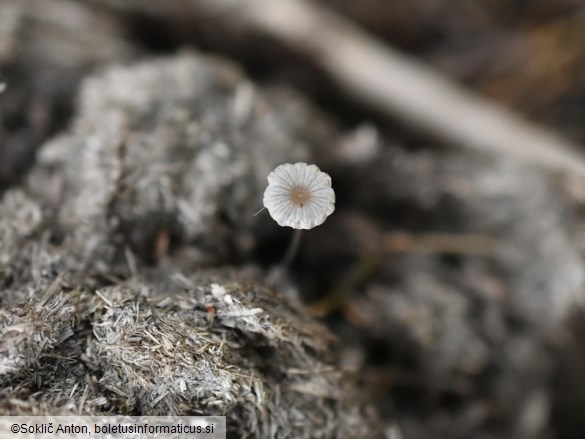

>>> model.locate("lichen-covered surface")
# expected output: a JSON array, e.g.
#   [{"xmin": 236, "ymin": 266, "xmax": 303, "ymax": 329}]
[{"xmin": 2, "ymin": 2, "xmax": 585, "ymax": 438}]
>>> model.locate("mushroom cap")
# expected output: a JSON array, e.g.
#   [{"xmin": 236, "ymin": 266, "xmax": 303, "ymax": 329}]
[{"xmin": 263, "ymin": 162, "xmax": 335, "ymax": 229}]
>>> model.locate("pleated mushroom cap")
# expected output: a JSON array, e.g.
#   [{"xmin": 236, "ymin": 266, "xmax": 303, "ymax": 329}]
[{"xmin": 263, "ymin": 162, "xmax": 335, "ymax": 229}]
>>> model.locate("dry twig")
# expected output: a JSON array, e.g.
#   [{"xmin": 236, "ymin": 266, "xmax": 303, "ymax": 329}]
[{"xmin": 192, "ymin": 0, "xmax": 585, "ymax": 178}]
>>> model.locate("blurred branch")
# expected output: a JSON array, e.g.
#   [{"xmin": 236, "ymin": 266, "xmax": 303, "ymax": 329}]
[
  {"xmin": 380, "ymin": 232, "xmax": 495, "ymax": 255},
  {"xmin": 194, "ymin": 0, "xmax": 585, "ymax": 178}
]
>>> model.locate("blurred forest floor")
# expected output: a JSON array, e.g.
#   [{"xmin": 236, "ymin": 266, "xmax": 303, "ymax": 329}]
[
  {"xmin": 2, "ymin": 1, "xmax": 585, "ymax": 438},
  {"xmin": 325, "ymin": 0, "xmax": 585, "ymax": 141}
]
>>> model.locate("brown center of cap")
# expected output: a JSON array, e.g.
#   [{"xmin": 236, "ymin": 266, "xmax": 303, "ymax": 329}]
[{"xmin": 290, "ymin": 186, "xmax": 311, "ymax": 207}]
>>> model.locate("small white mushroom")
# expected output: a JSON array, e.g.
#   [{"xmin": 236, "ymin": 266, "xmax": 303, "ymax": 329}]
[{"xmin": 263, "ymin": 162, "xmax": 335, "ymax": 229}]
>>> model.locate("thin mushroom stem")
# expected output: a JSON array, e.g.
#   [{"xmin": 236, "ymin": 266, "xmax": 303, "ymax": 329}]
[{"xmin": 282, "ymin": 228, "xmax": 303, "ymax": 268}]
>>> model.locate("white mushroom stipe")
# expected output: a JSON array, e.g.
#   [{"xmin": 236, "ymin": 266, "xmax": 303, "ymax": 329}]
[{"xmin": 263, "ymin": 162, "xmax": 335, "ymax": 229}]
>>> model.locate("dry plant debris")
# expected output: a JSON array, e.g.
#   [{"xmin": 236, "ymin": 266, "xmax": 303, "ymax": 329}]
[
  {"xmin": 0, "ymin": 52, "xmax": 383, "ymax": 437},
  {"xmin": 2, "ymin": 2, "xmax": 585, "ymax": 437}
]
